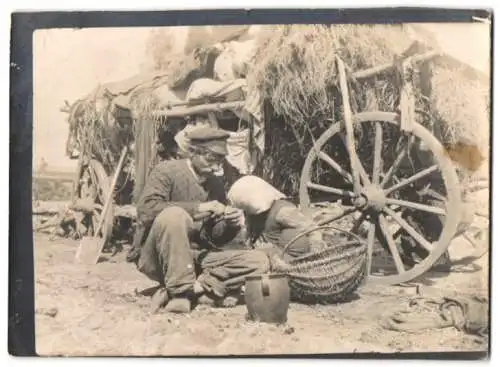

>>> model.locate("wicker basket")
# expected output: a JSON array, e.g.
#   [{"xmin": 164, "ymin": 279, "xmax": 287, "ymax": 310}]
[{"xmin": 272, "ymin": 225, "xmax": 368, "ymax": 304}]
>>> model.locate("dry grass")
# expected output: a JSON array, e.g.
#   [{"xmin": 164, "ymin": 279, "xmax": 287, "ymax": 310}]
[
  {"xmin": 72, "ymin": 96, "xmax": 122, "ymax": 171},
  {"xmin": 430, "ymin": 63, "xmax": 490, "ymax": 154},
  {"xmin": 247, "ymin": 24, "xmax": 490, "ymax": 192},
  {"xmin": 248, "ymin": 24, "xmax": 415, "ymax": 130}
]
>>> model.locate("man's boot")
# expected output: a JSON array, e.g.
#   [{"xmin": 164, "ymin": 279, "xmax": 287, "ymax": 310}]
[
  {"xmin": 195, "ymin": 289, "xmax": 243, "ymax": 308},
  {"xmin": 126, "ymin": 246, "xmax": 141, "ymax": 263},
  {"xmin": 151, "ymin": 287, "xmax": 169, "ymax": 313},
  {"xmin": 165, "ymin": 291, "xmax": 194, "ymax": 314}
]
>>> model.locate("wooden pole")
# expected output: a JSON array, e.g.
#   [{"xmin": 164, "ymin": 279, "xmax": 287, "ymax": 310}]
[
  {"xmin": 351, "ymin": 51, "xmax": 442, "ymax": 81},
  {"xmin": 152, "ymin": 101, "xmax": 245, "ymax": 119},
  {"xmin": 336, "ymin": 56, "xmax": 361, "ymax": 196}
]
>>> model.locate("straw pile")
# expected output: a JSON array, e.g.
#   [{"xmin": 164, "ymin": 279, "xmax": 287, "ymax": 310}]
[
  {"xmin": 68, "ymin": 95, "xmax": 129, "ymax": 172},
  {"xmin": 429, "ymin": 59, "xmax": 490, "ymax": 153},
  {"xmin": 248, "ymin": 25, "xmax": 413, "ymax": 127}
]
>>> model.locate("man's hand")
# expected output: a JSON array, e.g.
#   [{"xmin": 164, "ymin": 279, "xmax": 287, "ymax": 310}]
[
  {"xmin": 223, "ymin": 206, "xmax": 243, "ymax": 227},
  {"xmin": 197, "ymin": 200, "xmax": 226, "ymax": 217}
]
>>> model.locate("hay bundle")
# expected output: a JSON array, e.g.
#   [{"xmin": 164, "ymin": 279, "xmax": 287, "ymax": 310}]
[
  {"xmin": 71, "ymin": 92, "xmax": 126, "ymax": 171},
  {"xmin": 248, "ymin": 24, "xmax": 414, "ymax": 129},
  {"xmin": 429, "ymin": 61, "xmax": 490, "ymax": 158},
  {"xmin": 247, "ymin": 24, "xmax": 490, "ymax": 194}
]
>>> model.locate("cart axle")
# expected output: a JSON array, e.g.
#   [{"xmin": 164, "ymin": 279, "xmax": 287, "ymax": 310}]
[
  {"xmin": 352, "ymin": 184, "xmax": 387, "ymax": 212},
  {"xmin": 363, "ymin": 185, "xmax": 387, "ymax": 212}
]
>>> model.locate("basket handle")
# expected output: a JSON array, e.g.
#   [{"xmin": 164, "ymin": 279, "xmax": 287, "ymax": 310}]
[{"xmin": 281, "ymin": 224, "xmax": 366, "ymax": 258}]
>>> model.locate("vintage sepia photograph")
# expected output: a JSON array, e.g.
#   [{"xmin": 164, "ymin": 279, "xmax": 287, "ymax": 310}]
[{"xmin": 30, "ymin": 20, "xmax": 491, "ymax": 356}]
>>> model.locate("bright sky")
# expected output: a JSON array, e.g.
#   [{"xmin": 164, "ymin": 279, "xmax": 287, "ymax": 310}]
[
  {"xmin": 33, "ymin": 27, "xmax": 153, "ymax": 170},
  {"xmin": 32, "ymin": 23, "xmax": 491, "ymax": 170},
  {"xmin": 419, "ymin": 23, "xmax": 491, "ymax": 75}
]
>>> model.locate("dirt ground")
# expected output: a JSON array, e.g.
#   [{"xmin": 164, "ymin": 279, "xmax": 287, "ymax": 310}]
[{"xmin": 34, "ymin": 227, "xmax": 489, "ymax": 357}]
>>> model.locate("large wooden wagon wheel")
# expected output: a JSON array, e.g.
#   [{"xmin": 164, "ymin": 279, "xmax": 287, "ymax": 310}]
[
  {"xmin": 76, "ymin": 159, "xmax": 114, "ymax": 244},
  {"xmin": 299, "ymin": 111, "xmax": 462, "ymax": 286}
]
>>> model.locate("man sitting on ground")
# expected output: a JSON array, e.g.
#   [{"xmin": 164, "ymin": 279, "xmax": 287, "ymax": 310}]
[{"xmin": 127, "ymin": 127, "xmax": 270, "ymax": 313}]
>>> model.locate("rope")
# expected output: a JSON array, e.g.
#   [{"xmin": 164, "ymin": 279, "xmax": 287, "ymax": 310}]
[
  {"xmin": 380, "ymin": 297, "xmax": 451, "ymax": 333},
  {"xmin": 380, "ymin": 295, "xmax": 489, "ymax": 337}
]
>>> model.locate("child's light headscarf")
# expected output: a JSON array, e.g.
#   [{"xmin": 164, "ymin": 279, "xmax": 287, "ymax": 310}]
[{"xmin": 228, "ymin": 175, "xmax": 286, "ymax": 215}]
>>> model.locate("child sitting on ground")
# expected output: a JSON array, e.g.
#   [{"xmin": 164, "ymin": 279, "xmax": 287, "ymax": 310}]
[{"xmin": 227, "ymin": 175, "xmax": 326, "ymax": 264}]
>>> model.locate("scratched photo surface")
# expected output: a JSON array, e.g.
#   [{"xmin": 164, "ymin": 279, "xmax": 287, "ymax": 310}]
[{"xmin": 33, "ymin": 23, "xmax": 491, "ymax": 356}]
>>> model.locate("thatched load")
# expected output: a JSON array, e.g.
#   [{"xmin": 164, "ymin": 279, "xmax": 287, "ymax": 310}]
[
  {"xmin": 246, "ymin": 24, "xmax": 490, "ymax": 194},
  {"xmin": 66, "ymin": 24, "xmax": 490, "ymax": 203}
]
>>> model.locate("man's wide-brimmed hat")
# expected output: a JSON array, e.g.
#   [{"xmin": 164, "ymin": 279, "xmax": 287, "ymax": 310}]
[{"xmin": 186, "ymin": 126, "xmax": 230, "ymax": 156}]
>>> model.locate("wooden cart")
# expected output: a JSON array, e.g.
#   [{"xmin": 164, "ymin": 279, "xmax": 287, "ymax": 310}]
[{"xmin": 69, "ymin": 50, "xmax": 487, "ymax": 285}]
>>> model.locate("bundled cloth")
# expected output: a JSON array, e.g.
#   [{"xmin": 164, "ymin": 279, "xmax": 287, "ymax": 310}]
[
  {"xmin": 380, "ymin": 294, "xmax": 489, "ymax": 337},
  {"xmin": 214, "ymin": 40, "xmax": 258, "ymax": 81},
  {"xmin": 185, "ymin": 78, "xmax": 246, "ymax": 102},
  {"xmin": 225, "ymin": 130, "xmax": 257, "ymax": 175}
]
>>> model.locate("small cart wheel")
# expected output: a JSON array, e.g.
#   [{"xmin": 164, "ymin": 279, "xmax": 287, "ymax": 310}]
[
  {"xmin": 299, "ymin": 111, "xmax": 462, "ymax": 286},
  {"xmin": 77, "ymin": 159, "xmax": 114, "ymax": 244}
]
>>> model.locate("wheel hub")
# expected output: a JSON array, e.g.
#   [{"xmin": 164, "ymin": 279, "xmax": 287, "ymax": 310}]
[{"xmin": 361, "ymin": 184, "xmax": 387, "ymax": 212}]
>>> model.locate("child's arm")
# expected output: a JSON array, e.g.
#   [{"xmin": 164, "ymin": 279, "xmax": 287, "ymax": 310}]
[
  {"xmin": 274, "ymin": 206, "xmax": 325, "ymax": 251},
  {"xmin": 274, "ymin": 206, "xmax": 311, "ymax": 229}
]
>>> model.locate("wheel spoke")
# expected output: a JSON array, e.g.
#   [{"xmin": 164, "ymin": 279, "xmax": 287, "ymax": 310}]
[
  {"xmin": 351, "ymin": 212, "xmax": 367, "ymax": 234},
  {"xmin": 316, "ymin": 207, "xmax": 358, "ymax": 226},
  {"xmin": 386, "ymin": 198, "xmax": 446, "ymax": 216},
  {"xmin": 372, "ymin": 122, "xmax": 383, "ymax": 185},
  {"xmin": 318, "ymin": 151, "xmax": 353, "ymax": 183},
  {"xmin": 392, "ymin": 226, "xmax": 404, "ymax": 239},
  {"xmin": 383, "ymin": 207, "xmax": 433, "ymax": 252},
  {"xmin": 307, "ymin": 181, "xmax": 355, "ymax": 198},
  {"xmin": 381, "ymin": 137, "xmax": 413, "ymax": 188},
  {"xmin": 88, "ymin": 168, "xmax": 99, "ymax": 191},
  {"xmin": 366, "ymin": 220, "xmax": 376, "ymax": 276},
  {"xmin": 341, "ymin": 136, "xmax": 371, "ymax": 187},
  {"xmin": 378, "ymin": 215, "xmax": 406, "ymax": 274},
  {"xmin": 384, "ymin": 164, "xmax": 439, "ymax": 195},
  {"xmin": 416, "ymin": 185, "xmax": 446, "ymax": 202},
  {"xmin": 354, "ymin": 155, "xmax": 371, "ymax": 187}
]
